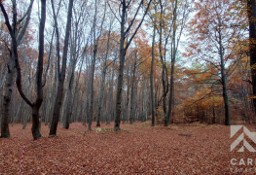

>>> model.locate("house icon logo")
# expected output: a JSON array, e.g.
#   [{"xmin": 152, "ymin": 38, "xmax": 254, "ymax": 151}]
[{"xmin": 230, "ymin": 125, "xmax": 256, "ymax": 152}]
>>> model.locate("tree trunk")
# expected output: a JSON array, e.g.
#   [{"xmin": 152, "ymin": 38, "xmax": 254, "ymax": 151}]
[
  {"xmin": 124, "ymin": 68, "xmax": 131, "ymax": 123},
  {"xmin": 219, "ymin": 37, "xmax": 230, "ymax": 125},
  {"xmin": 31, "ymin": 104, "xmax": 42, "ymax": 139},
  {"xmin": 0, "ymin": 0, "xmax": 34, "ymax": 138},
  {"xmin": 1, "ymin": 55, "xmax": 14, "ymax": 138},
  {"xmin": 130, "ymin": 53, "xmax": 137, "ymax": 124},
  {"xmin": 247, "ymin": 0, "xmax": 256, "ymax": 113},
  {"xmin": 158, "ymin": 0, "xmax": 169, "ymax": 126},
  {"xmin": 96, "ymin": 63, "xmax": 107, "ymax": 127},
  {"xmin": 50, "ymin": 0, "xmax": 74, "ymax": 135},
  {"xmin": 63, "ymin": 37, "xmax": 78, "ymax": 129},
  {"xmin": 114, "ymin": 0, "xmax": 152, "ymax": 130},
  {"xmin": 30, "ymin": 0, "xmax": 46, "ymax": 140},
  {"xmin": 114, "ymin": 2, "xmax": 126, "ymax": 131},
  {"xmin": 107, "ymin": 65, "xmax": 115, "ymax": 124},
  {"xmin": 88, "ymin": 45, "xmax": 97, "ymax": 131},
  {"xmin": 150, "ymin": 23, "xmax": 156, "ymax": 127},
  {"xmin": 167, "ymin": 0, "xmax": 178, "ymax": 126},
  {"xmin": 115, "ymin": 47, "xmax": 125, "ymax": 130}
]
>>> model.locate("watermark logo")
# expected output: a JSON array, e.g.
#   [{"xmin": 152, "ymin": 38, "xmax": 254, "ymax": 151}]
[{"xmin": 230, "ymin": 125, "xmax": 256, "ymax": 152}]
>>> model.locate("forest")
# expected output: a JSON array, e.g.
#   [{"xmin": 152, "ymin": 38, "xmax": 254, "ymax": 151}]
[{"xmin": 0, "ymin": 0, "xmax": 256, "ymax": 174}]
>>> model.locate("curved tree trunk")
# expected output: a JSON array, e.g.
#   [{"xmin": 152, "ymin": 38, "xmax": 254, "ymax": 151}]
[
  {"xmin": 0, "ymin": 0, "xmax": 34, "ymax": 138},
  {"xmin": 30, "ymin": 0, "xmax": 46, "ymax": 140}
]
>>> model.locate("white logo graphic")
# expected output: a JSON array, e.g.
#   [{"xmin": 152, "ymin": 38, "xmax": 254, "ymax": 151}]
[{"xmin": 230, "ymin": 125, "xmax": 256, "ymax": 152}]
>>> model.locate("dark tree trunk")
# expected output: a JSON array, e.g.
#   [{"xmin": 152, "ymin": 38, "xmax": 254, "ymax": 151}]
[
  {"xmin": 1, "ymin": 55, "xmax": 13, "ymax": 138},
  {"xmin": 247, "ymin": 0, "xmax": 256, "ymax": 113},
  {"xmin": 31, "ymin": 0, "xmax": 46, "ymax": 140},
  {"xmin": 88, "ymin": 47, "xmax": 96, "ymax": 131},
  {"xmin": 0, "ymin": 0, "xmax": 34, "ymax": 138},
  {"xmin": 115, "ymin": 44, "xmax": 125, "ymax": 130},
  {"xmin": 50, "ymin": 80, "xmax": 65, "ymax": 133},
  {"xmin": 159, "ymin": 1, "xmax": 168, "ymax": 126},
  {"xmin": 50, "ymin": 0, "xmax": 74, "ymax": 135},
  {"xmin": 114, "ymin": 0, "xmax": 152, "ymax": 130},
  {"xmin": 114, "ymin": 1, "xmax": 126, "ymax": 131},
  {"xmin": 125, "ymin": 68, "xmax": 131, "ymax": 122},
  {"xmin": 31, "ymin": 104, "xmax": 42, "ymax": 139},
  {"xmin": 167, "ymin": 0, "xmax": 178, "ymax": 126},
  {"xmin": 219, "ymin": 35, "xmax": 230, "ymax": 125}
]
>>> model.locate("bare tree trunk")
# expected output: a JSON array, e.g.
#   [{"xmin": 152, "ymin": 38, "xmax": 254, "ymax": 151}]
[
  {"xmin": 150, "ymin": 22, "xmax": 156, "ymax": 127},
  {"xmin": 1, "ymin": 54, "xmax": 13, "ymax": 138},
  {"xmin": 88, "ymin": 48, "xmax": 96, "ymax": 131},
  {"xmin": 219, "ymin": 35, "xmax": 230, "ymax": 125},
  {"xmin": 63, "ymin": 37, "xmax": 78, "ymax": 129},
  {"xmin": 30, "ymin": 0, "xmax": 46, "ymax": 139},
  {"xmin": 107, "ymin": 65, "xmax": 115, "ymax": 124},
  {"xmin": 114, "ymin": 0, "xmax": 152, "ymax": 130},
  {"xmin": 247, "ymin": 0, "xmax": 256, "ymax": 114},
  {"xmin": 158, "ymin": 0, "xmax": 169, "ymax": 126},
  {"xmin": 167, "ymin": 0, "xmax": 178, "ymax": 126},
  {"xmin": 96, "ymin": 25, "xmax": 111, "ymax": 127},
  {"xmin": 96, "ymin": 64, "xmax": 107, "ymax": 127},
  {"xmin": 115, "ymin": 36, "xmax": 125, "ymax": 130},
  {"xmin": 114, "ymin": 1, "xmax": 126, "ymax": 131},
  {"xmin": 124, "ymin": 68, "xmax": 131, "ymax": 122},
  {"xmin": 50, "ymin": 0, "xmax": 74, "ymax": 135},
  {"xmin": 129, "ymin": 52, "xmax": 137, "ymax": 124}
]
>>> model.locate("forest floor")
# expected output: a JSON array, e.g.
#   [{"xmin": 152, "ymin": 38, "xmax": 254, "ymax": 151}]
[{"xmin": 0, "ymin": 122, "xmax": 256, "ymax": 175}]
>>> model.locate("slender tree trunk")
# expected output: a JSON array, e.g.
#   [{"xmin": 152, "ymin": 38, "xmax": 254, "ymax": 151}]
[
  {"xmin": 219, "ymin": 36, "xmax": 230, "ymax": 125},
  {"xmin": 63, "ymin": 42, "xmax": 78, "ymax": 129},
  {"xmin": 221, "ymin": 65, "xmax": 230, "ymax": 125},
  {"xmin": 115, "ymin": 47, "xmax": 125, "ymax": 130},
  {"xmin": 50, "ymin": 0, "xmax": 74, "ymax": 135},
  {"xmin": 96, "ymin": 68, "xmax": 106, "ymax": 127},
  {"xmin": 124, "ymin": 68, "xmax": 131, "ymax": 123},
  {"xmin": 30, "ymin": 0, "xmax": 46, "ymax": 140},
  {"xmin": 247, "ymin": 0, "xmax": 256, "ymax": 113},
  {"xmin": 130, "ymin": 53, "xmax": 137, "ymax": 124},
  {"xmin": 167, "ymin": 0, "xmax": 178, "ymax": 126},
  {"xmin": 159, "ymin": 2, "xmax": 168, "ymax": 125},
  {"xmin": 95, "ymin": 2, "xmax": 109, "ymax": 127},
  {"xmin": 114, "ymin": 2, "xmax": 126, "ymax": 131},
  {"xmin": 150, "ymin": 24, "xmax": 156, "ymax": 127},
  {"xmin": 130, "ymin": 82, "xmax": 137, "ymax": 123},
  {"xmin": 158, "ymin": 0, "xmax": 169, "ymax": 126},
  {"xmin": 96, "ymin": 56, "xmax": 108, "ymax": 127},
  {"xmin": 114, "ymin": 0, "xmax": 152, "ymax": 130},
  {"xmin": 107, "ymin": 65, "xmax": 115, "ymax": 124},
  {"xmin": 88, "ymin": 52, "xmax": 96, "ymax": 131}
]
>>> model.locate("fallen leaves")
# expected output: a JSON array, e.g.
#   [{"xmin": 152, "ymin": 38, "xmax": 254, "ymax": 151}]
[{"xmin": 0, "ymin": 123, "xmax": 255, "ymax": 175}]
